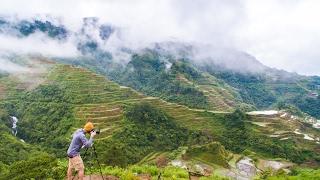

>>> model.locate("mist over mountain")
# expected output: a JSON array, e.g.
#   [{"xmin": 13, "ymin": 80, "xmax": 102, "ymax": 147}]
[
  {"xmin": 1, "ymin": 0, "xmax": 320, "ymax": 75},
  {"xmin": 0, "ymin": 16, "xmax": 294, "ymax": 77},
  {"xmin": 0, "ymin": 2, "xmax": 320, "ymax": 179}
]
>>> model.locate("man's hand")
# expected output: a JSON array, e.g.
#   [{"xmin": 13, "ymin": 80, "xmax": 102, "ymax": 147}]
[{"xmin": 90, "ymin": 131, "xmax": 97, "ymax": 137}]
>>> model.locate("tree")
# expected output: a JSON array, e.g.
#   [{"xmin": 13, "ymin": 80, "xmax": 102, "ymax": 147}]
[{"xmin": 221, "ymin": 109, "xmax": 249, "ymax": 153}]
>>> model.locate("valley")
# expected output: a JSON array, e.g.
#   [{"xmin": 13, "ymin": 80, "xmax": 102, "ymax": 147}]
[
  {"xmin": 0, "ymin": 2, "xmax": 320, "ymax": 179},
  {"xmin": 0, "ymin": 57, "xmax": 319, "ymax": 179}
]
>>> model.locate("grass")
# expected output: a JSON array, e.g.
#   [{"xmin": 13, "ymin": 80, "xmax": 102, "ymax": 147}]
[{"xmin": 98, "ymin": 165, "xmax": 189, "ymax": 180}]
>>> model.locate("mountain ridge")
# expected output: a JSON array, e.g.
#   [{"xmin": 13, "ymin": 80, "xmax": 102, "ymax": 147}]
[{"xmin": 0, "ymin": 16, "xmax": 320, "ymax": 179}]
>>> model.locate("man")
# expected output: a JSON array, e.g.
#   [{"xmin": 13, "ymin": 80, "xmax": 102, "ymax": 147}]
[{"xmin": 67, "ymin": 122, "xmax": 97, "ymax": 180}]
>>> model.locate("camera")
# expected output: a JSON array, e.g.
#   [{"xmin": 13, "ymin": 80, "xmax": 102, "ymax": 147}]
[{"xmin": 92, "ymin": 129, "xmax": 100, "ymax": 134}]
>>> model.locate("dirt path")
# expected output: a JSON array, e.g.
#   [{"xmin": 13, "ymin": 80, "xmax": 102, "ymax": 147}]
[
  {"xmin": 70, "ymin": 174, "xmax": 152, "ymax": 180},
  {"xmin": 69, "ymin": 175, "xmax": 119, "ymax": 180}
]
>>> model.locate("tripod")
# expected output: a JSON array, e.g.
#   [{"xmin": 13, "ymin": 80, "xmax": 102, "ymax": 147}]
[{"xmin": 71, "ymin": 144, "xmax": 105, "ymax": 180}]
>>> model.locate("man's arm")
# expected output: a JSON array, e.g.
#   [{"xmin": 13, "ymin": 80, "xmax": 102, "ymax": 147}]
[{"xmin": 80, "ymin": 134, "xmax": 94, "ymax": 148}]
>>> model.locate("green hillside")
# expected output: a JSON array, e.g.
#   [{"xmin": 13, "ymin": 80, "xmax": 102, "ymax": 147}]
[
  {"xmin": 58, "ymin": 49, "xmax": 320, "ymax": 120},
  {"xmin": 0, "ymin": 58, "xmax": 319, "ymax": 179},
  {"xmin": 201, "ymin": 66, "xmax": 320, "ymax": 118},
  {"xmin": 57, "ymin": 50, "xmax": 252, "ymax": 112}
]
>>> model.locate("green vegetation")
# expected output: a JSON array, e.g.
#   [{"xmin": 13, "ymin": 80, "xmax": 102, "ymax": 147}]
[
  {"xmin": 0, "ymin": 109, "xmax": 43, "ymax": 166},
  {"xmin": 218, "ymin": 110, "xmax": 320, "ymax": 164},
  {"xmin": 0, "ymin": 124, "xmax": 34, "ymax": 165},
  {"xmin": 99, "ymin": 165, "xmax": 189, "ymax": 179},
  {"xmin": 262, "ymin": 168, "xmax": 320, "ymax": 180},
  {"xmin": 0, "ymin": 60, "xmax": 319, "ymax": 179},
  {"xmin": 292, "ymin": 95, "xmax": 320, "ymax": 118},
  {"xmin": 0, "ymin": 153, "xmax": 65, "ymax": 180},
  {"xmin": 58, "ymin": 50, "xmax": 243, "ymax": 111},
  {"xmin": 220, "ymin": 109, "xmax": 249, "ymax": 153},
  {"xmin": 203, "ymin": 67, "xmax": 320, "ymax": 120},
  {"xmin": 117, "ymin": 52, "xmax": 210, "ymax": 109},
  {"xmin": 96, "ymin": 102, "xmax": 209, "ymax": 167},
  {"xmin": 57, "ymin": 46, "xmax": 320, "ymax": 117},
  {"xmin": 185, "ymin": 142, "xmax": 231, "ymax": 168},
  {"xmin": 206, "ymin": 70, "xmax": 277, "ymax": 108},
  {"xmin": 4, "ymin": 84, "xmax": 76, "ymax": 157},
  {"xmin": 200, "ymin": 175, "xmax": 229, "ymax": 180},
  {"xmin": 17, "ymin": 19, "xmax": 67, "ymax": 39}
]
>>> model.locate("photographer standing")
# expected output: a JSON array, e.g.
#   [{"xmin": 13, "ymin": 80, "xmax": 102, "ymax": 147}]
[{"xmin": 67, "ymin": 122, "xmax": 97, "ymax": 180}]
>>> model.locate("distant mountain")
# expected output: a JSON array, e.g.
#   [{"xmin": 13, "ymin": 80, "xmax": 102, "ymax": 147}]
[
  {"xmin": 0, "ymin": 16, "xmax": 68, "ymax": 39},
  {"xmin": 56, "ymin": 42, "xmax": 320, "ymax": 119},
  {"xmin": 1, "ymin": 16, "xmax": 319, "ymax": 119}
]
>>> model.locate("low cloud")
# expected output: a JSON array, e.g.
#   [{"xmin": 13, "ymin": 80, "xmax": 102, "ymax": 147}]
[
  {"xmin": 0, "ymin": 33, "xmax": 79, "ymax": 57},
  {"xmin": 0, "ymin": 0, "xmax": 319, "ymax": 75},
  {"xmin": 0, "ymin": 57, "xmax": 30, "ymax": 73}
]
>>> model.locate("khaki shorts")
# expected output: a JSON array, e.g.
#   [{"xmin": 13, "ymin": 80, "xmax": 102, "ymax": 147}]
[{"xmin": 68, "ymin": 155, "xmax": 84, "ymax": 171}]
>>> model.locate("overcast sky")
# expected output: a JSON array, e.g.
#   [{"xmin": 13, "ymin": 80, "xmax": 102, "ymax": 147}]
[{"xmin": 0, "ymin": 0, "xmax": 319, "ymax": 75}]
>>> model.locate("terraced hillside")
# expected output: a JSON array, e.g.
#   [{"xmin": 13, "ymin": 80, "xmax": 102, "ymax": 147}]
[
  {"xmin": 47, "ymin": 65, "xmax": 229, "ymax": 140},
  {"xmin": 0, "ymin": 61, "xmax": 229, "ymax": 157},
  {"xmin": 47, "ymin": 64, "xmax": 320, "ymax": 164},
  {"xmin": 1, "ymin": 60, "xmax": 320, "ymax": 180},
  {"xmin": 195, "ymin": 73, "xmax": 250, "ymax": 111},
  {"xmin": 47, "ymin": 65, "xmax": 143, "ymax": 140},
  {"xmin": 249, "ymin": 112, "xmax": 320, "ymax": 153},
  {"xmin": 4, "ymin": 61, "xmax": 318, "ymax": 149},
  {"xmin": 173, "ymin": 72, "xmax": 239, "ymax": 112},
  {"xmin": 0, "ymin": 57, "xmax": 54, "ymax": 111},
  {"xmin": 58, "ymin": 51, "xmax": 251, "ymax": 112}
]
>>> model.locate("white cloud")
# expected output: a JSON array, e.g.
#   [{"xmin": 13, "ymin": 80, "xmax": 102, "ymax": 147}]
[
  {"xmin": 236, "ymin": 0, "xmax": 320, "ymax": 75},
  {"xmin": 0, "ymin": 33, "xmax": 79, "ymax": 57},
  {"xmin": 0, "ymin": 58, "xmax": 30, "ymax": 73},
  {"xmin": 0, "ymin": 0, "xmax": 319, "ymax": 75}
]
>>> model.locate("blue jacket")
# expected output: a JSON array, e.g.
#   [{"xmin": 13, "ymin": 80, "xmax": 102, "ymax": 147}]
[{"xmin": 67, "ymin": 129, "xmax": 93, "ymax": 157}]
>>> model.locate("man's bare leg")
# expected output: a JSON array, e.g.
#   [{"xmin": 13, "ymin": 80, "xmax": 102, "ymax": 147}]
[
  {"xmin": 78, "ymin": 169, "xmax": 84, "ymax": 180},
  {"xmin": 67, "ymin": 166, "xmax": 73, "ymax": 180}
]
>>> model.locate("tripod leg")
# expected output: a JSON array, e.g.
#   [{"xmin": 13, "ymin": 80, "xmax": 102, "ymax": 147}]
[
  {"xmin": 157, "ymin": 172, "xmax": 162, "ymax": 180},
  {"xmin": 82, "ymin": 148, "xmax": 89, "ymax": 158},
  {"xmin": 88, "ymin": 150, "xmax": 94, "ymax": 180},
  {"xmin": 92, "ymin": 145, "xmax": 105, "ymax": 180}
]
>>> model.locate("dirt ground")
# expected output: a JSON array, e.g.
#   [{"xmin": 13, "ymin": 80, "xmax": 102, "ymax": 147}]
[{"xmin": 69, "ymin": 174, "xmax": 153, "ymax": 180}]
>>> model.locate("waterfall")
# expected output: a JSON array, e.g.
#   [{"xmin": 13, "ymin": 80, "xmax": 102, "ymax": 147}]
[{"xmin": 10, "ymin": 116, "xmax": 18, "ymax": 136}]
